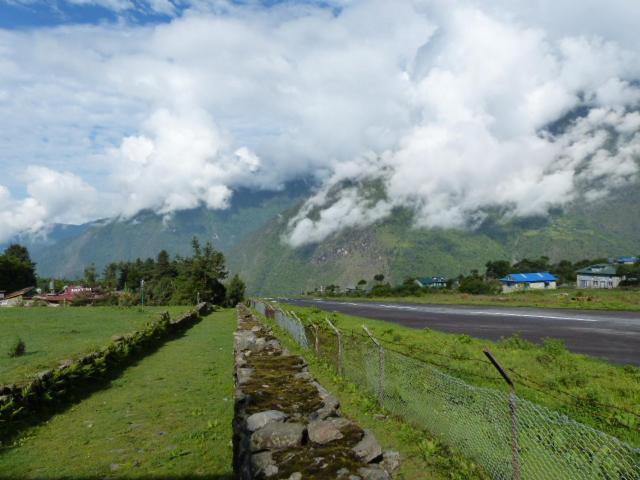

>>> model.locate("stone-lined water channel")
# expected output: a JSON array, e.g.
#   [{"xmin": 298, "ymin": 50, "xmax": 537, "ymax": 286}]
[{"xmin": 233, "ymin": 305, "xmax": 399, "ymax": 479}]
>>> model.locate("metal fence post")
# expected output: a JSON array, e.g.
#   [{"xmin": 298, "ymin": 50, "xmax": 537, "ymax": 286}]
[
  {"xmin": 325, "ymin": 317, "xmax": 343, "ymax": 375},
  {"xmin": 483, "ymin": 348, "xmax": 520, "ymax": 480},
  {"xmin": 363, "ymin": 325, "xmax": 384, "ymax": 406}
]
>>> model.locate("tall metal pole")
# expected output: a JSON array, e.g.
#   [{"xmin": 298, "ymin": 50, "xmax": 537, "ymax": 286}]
[{"xmin": 483, "ymin": 348, "xmax": 520, "ymax": 480}]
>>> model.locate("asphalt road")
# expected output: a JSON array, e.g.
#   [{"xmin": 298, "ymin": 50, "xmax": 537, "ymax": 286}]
[{"xmin": 278, "ymin": 298, "xmax": 640, "ymax": 366}]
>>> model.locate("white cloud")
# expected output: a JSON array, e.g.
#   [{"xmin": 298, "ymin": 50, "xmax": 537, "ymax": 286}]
[
  {"xmin": 0, "ymin": 0, "xmax": 639, "ymax": 245},
  {"xmin": 0, "ymin": 167, "xmax": 110, "ymax": 241},
  {"xmin": 286, "ymin": 3, "xmax": 640, "ymax": 243}
]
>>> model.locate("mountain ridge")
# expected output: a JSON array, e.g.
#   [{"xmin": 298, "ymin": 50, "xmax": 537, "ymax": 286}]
[{"xmin": 10, "ymin": 179, "xmax": 640, "ymax": 295}]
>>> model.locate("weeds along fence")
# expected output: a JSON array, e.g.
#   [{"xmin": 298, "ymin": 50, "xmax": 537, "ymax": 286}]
[{"xmin": 250, "ymin": 300, "xmax": 640, "ymax": 480}]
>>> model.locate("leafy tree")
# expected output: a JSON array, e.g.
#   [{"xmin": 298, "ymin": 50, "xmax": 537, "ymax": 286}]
[
  {"xmin": 459, "ymin": 271, "xmax": 497, "ymax": 295},
  {"xmin": 373, "ymin": 273, "xmax": 385, "ymax": 283},
  {"xmin": 357, "ymin": 279, "xmax": 367, "ymax": 289},
  {"xmin": 226, "ymin": 274, "xmax": 246, "ymax": 307},
  {"xmin": 0, "ymin": 244, "xmax": 37, "ymax": 292},
  {"xmin": 485, "ymin": 260, "xmax": 510, "ymax": 279},
  {"xmin": 511, "ymin": 256, "xmax": 551, "ymax": 273}
]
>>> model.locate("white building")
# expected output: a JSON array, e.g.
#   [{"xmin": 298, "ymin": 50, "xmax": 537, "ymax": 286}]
[{"xmin": 576, "ymin": 264, "xmax": 623, "ymax": 289}]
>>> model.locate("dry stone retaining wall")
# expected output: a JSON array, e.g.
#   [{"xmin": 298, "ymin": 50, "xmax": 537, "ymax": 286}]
[
  {"xmin": 0, "ymin": 302, "xmax": 212, "ymax": 441},
  {"xmin": 233, "ymin": 305, "xmax": 399, "ymax": 479}
]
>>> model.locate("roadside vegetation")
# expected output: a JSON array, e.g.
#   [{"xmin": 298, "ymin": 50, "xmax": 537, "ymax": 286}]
[
  {"xmin": 0, "ymin": 309, "xmax": 235, "ymax": 479},
  {"xmin": 308, "ymin": 255, "xmax": 640, "ymax": 311},
  {"xmin": 282, "ymin": 303, "xmax": 640, "ymax": 447},
  {"xmin": 0, "ymin": 306, "xmax": 188, "ymax": 385},
  {"xmin": 1, "ymin": 239, "xmax": 246, "ymax": 308},
  {"xmin": 258, "ymin": 307, "xmax": 488, "ymax": 480},
  {"xmin": 322, "ymin": 287, "xmax": 640, "ymax": 311}
]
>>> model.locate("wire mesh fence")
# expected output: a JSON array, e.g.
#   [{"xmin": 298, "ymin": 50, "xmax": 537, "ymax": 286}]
[{"xmin": 250, "ymin": 300, "xmax": 640, "ymax": 480}]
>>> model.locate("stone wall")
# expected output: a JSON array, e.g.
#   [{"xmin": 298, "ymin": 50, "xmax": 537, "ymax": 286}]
[
  {"xmin": 0, "ymin": 302, "xmax": 211, "ymax": 441},
  {"xmin": 233, "ymin": 305, "xmax": 399, "ymax": 479}
]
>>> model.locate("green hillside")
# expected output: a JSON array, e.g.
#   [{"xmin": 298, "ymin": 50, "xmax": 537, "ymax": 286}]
[
  {"xmin": 22, "ymin": 179, "xmax": 640, "ymax": 295},
  {"xmin": 230, "ymin": 182, "xmax": 640, "ymax": 295},
  {"xmin": 29, "ymin": 183, "xmax": 309, "ymax": 278}
]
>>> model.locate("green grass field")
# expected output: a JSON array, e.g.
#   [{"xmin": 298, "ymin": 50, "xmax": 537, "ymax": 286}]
[
  {"xmin": 312, "ymin": 287, "xmax": 640, "ymax": 311},
  {"xmin": 282, "ymin": 303, "xmax": 640, "ymax": 447},
  {"xmin": 0, "ymin": 309, "xmax": 236, "ymax": 479},
  {"xmin": 0, "ymin": 306, "xmax": 189, "ymax": 385}
]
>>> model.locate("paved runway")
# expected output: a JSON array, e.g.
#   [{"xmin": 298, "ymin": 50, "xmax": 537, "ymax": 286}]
[{"xmin": 277, "ymin": 298, "xmax": 640, "ymax": 365}]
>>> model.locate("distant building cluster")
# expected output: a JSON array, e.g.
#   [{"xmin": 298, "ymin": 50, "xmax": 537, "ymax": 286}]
[
  {"xmin": 495, "ymin": 256, "xmax": 637, "ymax": 293},
  {"xmin": 311, "ymin": 255, "xmax": 639, "ymax": 296},
  {"xmin": 0, "ymin": 285, "xmax": 103, "ymax": 307}
]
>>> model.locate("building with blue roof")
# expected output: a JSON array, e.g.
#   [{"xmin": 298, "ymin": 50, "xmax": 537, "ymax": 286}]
[
  {"xmin": 499, "ymin": 272, "xmax": 558, "ymax": 293},
  {"xmin": 614, "ymin": 256, "xmax": 639, "ymax": 265},
  {"xmin": 415, "ymin": 276, "xmax": 447, "ymax": 288}
]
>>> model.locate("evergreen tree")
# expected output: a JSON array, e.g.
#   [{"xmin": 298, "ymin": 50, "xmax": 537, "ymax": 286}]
[
  {"xmin": 84, "ymin": 263, "xmax": 97, "ymax": 287},
  {"xmin": 0, "ymin": 244, "xmax": 37, "ymax": 292},
  {"xmin": 226, "ymin": 274, "xmax": 246, "ymax": 307}
]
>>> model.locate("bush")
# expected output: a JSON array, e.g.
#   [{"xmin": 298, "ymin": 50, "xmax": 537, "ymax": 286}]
[
  {"xmin": 8, "ymin": 337, "xmax": 26, "ymax": 358},
  {"xmin": 542, "ymin": 338, "xmax": 567, "ymax": 356},
  {"xmin": 118, "ymin": 291, "xmax": 137, "ymax": 307},
  {"xmin": 458, "ymin": 275, "xmax": 496, "ymax": 295}
]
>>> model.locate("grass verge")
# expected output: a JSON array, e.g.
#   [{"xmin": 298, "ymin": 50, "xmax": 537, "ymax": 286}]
[
  {"xmin": 0, "ymin": 306, "xmax": 189, "ymax": 386},
  {"xmin": 283, "ymin": 303, "xmax": 640, "ymax": 447},
  {"xmin": 0, "ymin": 309, "xmax": 235, "ymax": 479},
  {"xmin": 255, "ymin": 307, "xmax": 489, "ymax": 480},
  {"xmin": 307, "ymin": 287, "xmax": 640, "ymax": 311}
]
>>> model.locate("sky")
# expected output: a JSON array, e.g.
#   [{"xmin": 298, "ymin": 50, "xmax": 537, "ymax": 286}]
[{"xmin": 0, "ymin": 0, "xmax": 639, "ymax": 245}]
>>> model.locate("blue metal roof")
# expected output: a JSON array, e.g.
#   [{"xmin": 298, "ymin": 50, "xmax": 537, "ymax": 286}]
[
  {"xmin": 616, "ymin": 256, "xmax": 639, "ymax": 263},
  {"xmin": 500, "ymin": 272, "xmax": 558, "ymax": 284}
]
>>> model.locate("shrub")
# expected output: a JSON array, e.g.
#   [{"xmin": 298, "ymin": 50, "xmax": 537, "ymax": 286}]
[
  {"xmin": 118, "ymin": 291, "xmax": 137, "ymax": 307},
  {"xmin": 542, "ymin": 338, "xmax": 567, "ymax": 356},
  {"xmin": 500, "ymin": 333, "xmax": 534, "ymax": 350},
  {"xmin": 8, "ymin": 337, "xmax": 26, "ymax": 358}
]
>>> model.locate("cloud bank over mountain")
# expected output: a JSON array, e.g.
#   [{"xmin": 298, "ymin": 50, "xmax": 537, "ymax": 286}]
[{"xmin": 0, "ymin": 0, "xmax": 639, "ymax": 244}]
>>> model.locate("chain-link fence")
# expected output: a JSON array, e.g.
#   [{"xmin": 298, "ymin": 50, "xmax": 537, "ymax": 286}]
[{"xmin": 250, "ymin": 300, "xmax": 640, "ymax": 480}]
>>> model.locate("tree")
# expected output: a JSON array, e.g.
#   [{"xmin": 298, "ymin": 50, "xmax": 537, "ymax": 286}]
[
  {"xmin": 84, "ymin": 263, "xmax": 97, "ymax": 287},
  {"xmin": 485, "ymin": 260, "xmax": 510, "ymax": 279},
  {"xmin": 102, "ymin": 263, "xmax": 118, "ymax": 290},
  {"xmin": 173, "ymin": 237, "xmax": 227, "ymax": 305},
  {"xmin": 0, "ymin": 244, "xmax": 37, "ymax": 292},
  {"xmin": 226, "ymin": 274, "xmax": 246, "ymax": 307},
  {"xmin": 155, "ymin": 250, "xmax": 175, "ymax": 279},
  {"xmin": 373, "ymin": 273, "xmax": 385, "ymax": 283},
  {"xmin": 459, "ymin": 271, "xmax": 497, "ymax": 295},
  {"xmin": 357, "ymin": 279, "xmax": 367, "ymax": 289},
  {"xmin": 511, "ymin": 256, "xmax": 551, "ymax": 273}
]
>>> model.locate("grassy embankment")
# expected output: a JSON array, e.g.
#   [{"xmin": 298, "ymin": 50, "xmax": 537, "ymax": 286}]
[
  {"xmin": 255, "ymin": 307, "xmax": 489, "ymax": 480},
  {"xmin": 282, "ymin": 303, "xmax": 640, "ymax": 447},
  {"xmin": 310, "ymin": 287, "xmax": 640, "ymax": 311},
  {"xmin": 0, "ymin": 306, "xmax": 189, "ymax": 386},
  {"xmin": 0, "ymin": 308, "xmax": 236, "ymax": 479}
]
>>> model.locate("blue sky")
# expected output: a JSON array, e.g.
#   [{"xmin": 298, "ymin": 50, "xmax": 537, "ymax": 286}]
[
  {"xmin": 0, "ymin": 0, "xmax": 339, "ymax": 29},
  {"xmin": 0, "ymin": 0, "xmax": 639, "ymax": 245}
]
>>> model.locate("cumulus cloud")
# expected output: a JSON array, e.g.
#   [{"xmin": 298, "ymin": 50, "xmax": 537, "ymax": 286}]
[
  {"xmin": 0, "ymin": 0, "xmax": 639, "ymax": 244},
  {"xmin": 286, "ymin": 3, "xmax": 640, "ymax": 243},
  {"xmin": 0, "ymin": 167, "xmax": 110, "ymax": 241},
  {"xmin": 108, "ymin": 107, "xmax": 261, "ymax": 216}
]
